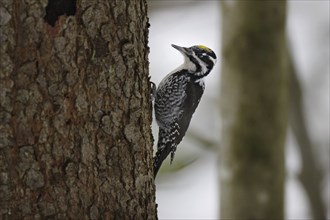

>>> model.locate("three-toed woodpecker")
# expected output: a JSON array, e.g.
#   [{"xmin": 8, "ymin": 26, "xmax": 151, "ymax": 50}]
[{"xmin": 153, "ymin": 44, "xmax": 217, "ymax": 177}]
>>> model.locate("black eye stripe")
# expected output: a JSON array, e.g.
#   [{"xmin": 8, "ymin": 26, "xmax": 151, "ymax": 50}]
[
  {"xmin": 190, "ymin": 46, "xmax": 216, "ymax": 59},
  {"xmin": 194, "ymin": 50, "xmax": 216, "ymax": 60},
  {"xmin": 198, "ymin": 53, "xmax": 214, "ymax": 63},
  {"xmin": 202, "ymin": 51, "xmax": 216, "ymax": 59}
]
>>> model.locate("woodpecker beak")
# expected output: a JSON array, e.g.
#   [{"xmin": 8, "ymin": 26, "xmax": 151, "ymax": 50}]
[{"xmin": 171, "ymin": 44, "xmax": 191, "ymax": 56}]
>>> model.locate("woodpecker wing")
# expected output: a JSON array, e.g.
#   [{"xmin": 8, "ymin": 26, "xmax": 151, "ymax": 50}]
[
  {"xmin": 176, "ymin": 77, "xmax": 205, "ymax": 145},
  {"xmin": 154, "ymin": 71, "xmax": 188, "ymax": 128},
  {"xmin": 153, "ymin": 72, "xmax": 204, "ymax": 176}
]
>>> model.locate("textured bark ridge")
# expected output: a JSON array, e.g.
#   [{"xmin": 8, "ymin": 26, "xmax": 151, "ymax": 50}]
[{"xmin": 0, "ymin": 0, "xmax": 156, "ymax": 219}]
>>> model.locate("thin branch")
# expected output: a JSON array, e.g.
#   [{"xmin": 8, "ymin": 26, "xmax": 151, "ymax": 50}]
[{"xmin": 288, "ymin": 43, "xmax": 326, "ymax": 220}]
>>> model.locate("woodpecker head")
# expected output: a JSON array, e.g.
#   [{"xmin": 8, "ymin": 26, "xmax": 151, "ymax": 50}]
[{"xmin": 172, "ymin": 44, "xmax": 217, "ymax": 77}]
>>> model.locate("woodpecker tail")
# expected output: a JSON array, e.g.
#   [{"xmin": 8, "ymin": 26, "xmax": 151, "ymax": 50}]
[
  {"xmin": 153, "ymin": 144, "xmax": 172, "ymax": 177},
  {"xmin": 153, "ymin": 126, "xmax": 181, "ymax": 177}
]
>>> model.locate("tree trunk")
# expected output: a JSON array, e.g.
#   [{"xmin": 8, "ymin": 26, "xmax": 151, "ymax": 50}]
[
  {"xmin": 219, "ymin": 1, "xmax": 288, "ymax": 219},
  {"xmin": 0, "ymin": 0, "xmax": 156, "ymax": 219}
]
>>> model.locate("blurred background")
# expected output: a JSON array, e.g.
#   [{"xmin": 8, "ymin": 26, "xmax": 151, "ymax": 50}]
[{"xmin": 148, "ymin": 1, "xmax": 329, "ymax": 219}]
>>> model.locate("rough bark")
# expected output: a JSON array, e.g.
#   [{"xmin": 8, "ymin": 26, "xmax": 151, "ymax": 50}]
[
  {"xmin": 0, "ymin": 0, "xmax": 156, "ymax": 219},
  {"xmin": 219, "ymin": 1, "xmax": 288, "ymax": 219}
]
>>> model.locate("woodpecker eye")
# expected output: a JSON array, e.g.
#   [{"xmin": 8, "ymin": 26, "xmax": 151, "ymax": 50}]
[
  {"xmin": 200, "ymin": 53, "xmax": 208, "ymax": 58},
  {"xmin": 198, "ymin": 54, "xmax": 208, "ymax": 61},
  {"xmin": 196, "ymin": 52, "xmax": 214, "ymax": 65},
  {"xmin": 191, "ymin": 45, "xmax": 216, "ymax": 61}
]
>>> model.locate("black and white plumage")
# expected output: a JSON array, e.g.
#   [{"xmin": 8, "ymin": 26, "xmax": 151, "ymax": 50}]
[{"xmin": 153, "ymin": 44, "xmax": 217, "ymax": 177}]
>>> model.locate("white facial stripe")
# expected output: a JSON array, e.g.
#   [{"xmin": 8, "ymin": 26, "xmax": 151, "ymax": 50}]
[{"xmin": 192, "ymin": 52, "xmax": 208, "ymax": 75}]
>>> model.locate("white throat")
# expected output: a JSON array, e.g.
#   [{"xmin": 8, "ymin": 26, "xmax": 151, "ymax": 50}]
[{"xmin": 182, "ymin": 56, "xmax": 197, "ymax": 73}]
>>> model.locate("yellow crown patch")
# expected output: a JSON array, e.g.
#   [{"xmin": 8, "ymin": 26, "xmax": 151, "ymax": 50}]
[{"xmin": 196, "ymin": 45, "xmax": 212, "ymax": 52}]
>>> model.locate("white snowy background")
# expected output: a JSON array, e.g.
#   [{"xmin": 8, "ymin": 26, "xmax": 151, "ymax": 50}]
[{"xmin": 148, "ymin": 1, "xmax": 329, "ymax": 219}]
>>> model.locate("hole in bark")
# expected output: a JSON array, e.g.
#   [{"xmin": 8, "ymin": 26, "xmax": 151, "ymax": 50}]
[{"xmin": 44, "ymin": 0, "xmax": 76, "ymax": 27}]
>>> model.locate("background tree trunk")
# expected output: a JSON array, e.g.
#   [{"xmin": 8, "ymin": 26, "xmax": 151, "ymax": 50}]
[
  {"xmin": 219, "ymin": 1, "xmax": 288, "ymax": 219},
  {"xmin": 0, "ymin": 0, "xmax": 156, "ymax": 219}
]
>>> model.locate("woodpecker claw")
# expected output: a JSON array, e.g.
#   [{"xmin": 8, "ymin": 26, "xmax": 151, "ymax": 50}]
[{"xmin": 150, "ymin": 81, "xmax": 156, "ymax": 101}]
